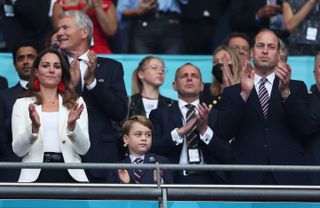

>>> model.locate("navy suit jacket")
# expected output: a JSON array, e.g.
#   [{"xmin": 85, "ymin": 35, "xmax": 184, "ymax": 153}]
[
  {"xmin": 149, "ymin": 103, "xmax": 232, "ymax": 183},
  {"xmin": 106, "ymin": 153, "xmax": 173, "ymax": 184},
  {"xmin": 0, "ymin": 83, "xmax": 24, "ymax": 182},
  {"xmin": 215, "ymin": 78, "xmax": 310, "ymax": 185},
  {"xmin": 79, "ymin": 57, "xmax": 128, "ymax": 179},
  {"xmin": 0, "ymin": 76, "xmax": 8, "ymax": 89},
  {"xmin": 304, "ymin": 88, "xmax": 320, "ymax": 184}
]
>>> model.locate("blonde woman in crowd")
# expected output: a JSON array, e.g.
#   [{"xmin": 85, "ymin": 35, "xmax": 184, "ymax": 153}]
[
  {"xmin": 128, "ymin": 56, "xmax": 176, "ymax": 118},
  {"xmin": 201, "ymin": 45, "xmax": 243, "ymax": 108}
]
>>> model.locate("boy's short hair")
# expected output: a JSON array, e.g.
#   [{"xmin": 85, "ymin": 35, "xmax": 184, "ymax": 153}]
[{"xmin": 122, "ymin": 115, "xmax": 153, "ymax": 135}]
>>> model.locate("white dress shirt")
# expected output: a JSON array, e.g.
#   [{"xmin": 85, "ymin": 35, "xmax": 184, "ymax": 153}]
[
  {"xmin": 19, "ymin": 79, "xmax": 28, "ymax": 90},
  {"xmin": 129, "ymin": 154, "xmax": 145, "ymax": 163},
  {"xmin": 170, "ymin": 99, "xmax": 214, "ymax": 164},
  {"xmin": 254, "ymin": 73, "xmax": 275, "ymax": 97}
]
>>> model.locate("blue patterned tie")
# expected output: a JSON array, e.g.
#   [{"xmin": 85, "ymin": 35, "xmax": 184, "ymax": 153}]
[
  {"xmin": 133, "ymin": 158, "xmax": 144, "ymax": 184},
  {"xmin": 258, "ymin": 77, "xmax": 269, "ymax": 118}
]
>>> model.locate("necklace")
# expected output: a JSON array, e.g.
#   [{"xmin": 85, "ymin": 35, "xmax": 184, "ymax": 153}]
[{"xmin": 44, "ymin": 97, "xmax": 58, "ymax": 104}]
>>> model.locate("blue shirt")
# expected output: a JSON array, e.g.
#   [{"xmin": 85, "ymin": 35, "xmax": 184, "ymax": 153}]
[{"xmin": 117, "ymin": 0, "xmax": 189, "ymax": 22}]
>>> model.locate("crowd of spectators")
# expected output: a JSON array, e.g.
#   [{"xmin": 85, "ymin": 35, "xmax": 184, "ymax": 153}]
[
  {"xmin": 1, "ymin": 0, "xmax": 319, "ymax": 55},
  {"xmin": 0, "ymin": 0, "xmax": 320, "ymax": 186}
]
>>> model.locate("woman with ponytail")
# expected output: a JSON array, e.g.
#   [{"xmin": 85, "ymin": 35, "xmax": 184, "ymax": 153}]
[{"xmin": 129, "ymin": 55, "xmax": 176, "ymax": 118}]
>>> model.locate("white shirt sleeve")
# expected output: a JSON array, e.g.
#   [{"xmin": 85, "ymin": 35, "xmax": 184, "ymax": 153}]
[
  {"xmin": 171, "ymin": 128, "xmax": 183, "ymax": 145},
  {"xmin": 86, "ymin": 78, "xmax": 97, "ymax": 91},
  {"xmin": 199, "ymin": 126, "xmax": 213, "ymax": 145}
]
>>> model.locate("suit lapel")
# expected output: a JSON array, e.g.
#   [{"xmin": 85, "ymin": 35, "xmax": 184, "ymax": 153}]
[
  {"xmin": 58, "ymin": 94, "xmax": 68, "ymax": 140},
  {"xmin": 140, "ymin": 153, "xmax": 153, "ymax": 179},
  {"xmin": 94, "ymin": 58, "xmax": 104, "ymax": 84},
  {"xmin": 136, "ymin": 94, "xmax": 147, "ymax": 116},
  {"xmin": 120, "ymin": 156, "xmax": 134, "ymax": 183},
  {"xmin": 267, "ymin": 77, "xmax": 280, "ymax": 121},
  {"xmin": 141, "ymin": 153, "xmax": 156, "ymax": 183},
  {"xmin": 170, "ymin": 103, "xmax": 183, "ymax": 127},
  {"xmin": 122, "ymin": 157, "xmax": 136, "ymax": 182},
  {"xmin": 34, "ymin": 99, "xmax": 44, "ymax": 139},
  {"xmin": 250, "ymin": 88, "xmax": 266, "ymax": 122}
]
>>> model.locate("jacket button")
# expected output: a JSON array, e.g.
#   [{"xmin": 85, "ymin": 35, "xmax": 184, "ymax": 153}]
[
  {"xmin": 263, "ymin": 144, "xmax": 268, "ymax": 148},
  {"xmin": 62, "ymin": 140, "xmax": 66, "ymax": 144}
]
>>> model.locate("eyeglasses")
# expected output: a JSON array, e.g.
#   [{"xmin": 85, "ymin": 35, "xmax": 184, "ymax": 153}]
[{"xmin": 144, "ymin": 64, "xmax": 167, "ymax": 73}]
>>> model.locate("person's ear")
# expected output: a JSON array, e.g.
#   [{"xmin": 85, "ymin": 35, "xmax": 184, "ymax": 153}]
[
  {"xmin": 200, "ymin": 81, "xmax": 204, "ymax": 92},
  {"xmin": 137, "ymin": 70, "xmax": 144, "ymax": 80},
  {"xmin": 172, "ymin": 81, "xmax": 177, "ymax": 91},
  {"xmin": 123, "ymin": 134, "xmax": 129, "ymax": 145},
  {"xmin": 81, "ymin": 28, "xmax": 88, "ymax": 41}
]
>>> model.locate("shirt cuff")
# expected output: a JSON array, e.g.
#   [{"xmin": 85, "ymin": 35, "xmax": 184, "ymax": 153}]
[
  {"xmin": 171, "ymin": 128, "xmax": 183, "ymax": 145},
  {"xmin": 86, "ymin": 78, "xmax": 97, "ymax": 91},
  {"xmin": 30, "ymin": 132, "xmax": 38, "ymax": 144},
  {"xmin": 281, "ymin": 90, "xmax": 291, "ymax": 103},
  {"xmin": 199, "ymin": 127, "xmax": 213, "ymax": 145},
  {"xmin": 66, "ymin": 128, "xmax": 74, "ymax": 137}
]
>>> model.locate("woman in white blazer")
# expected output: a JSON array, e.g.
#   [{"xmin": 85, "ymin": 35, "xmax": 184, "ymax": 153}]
[{"xmin": 11, "ymin": 48, "xmax": 90, "ymax": 183}]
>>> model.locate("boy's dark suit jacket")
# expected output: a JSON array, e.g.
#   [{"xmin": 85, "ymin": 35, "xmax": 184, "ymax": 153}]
[{"xmin": 106, "ymin": 153, "xmax": 173, "ymax": 184}]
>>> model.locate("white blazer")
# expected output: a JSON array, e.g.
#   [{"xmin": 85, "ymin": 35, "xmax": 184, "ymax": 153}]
[{"xmin": 11, "ymin": 95, "xmax": 90, "ymax": 182}]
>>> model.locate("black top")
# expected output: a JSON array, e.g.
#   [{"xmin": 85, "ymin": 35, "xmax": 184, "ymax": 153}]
[
  {"xmin": 200, "ymin": 83, "xmax": 221, "ymax": 109},
  {"xmin": 128, "ymin": 93, "xmax": 176, "ymax": 118}
]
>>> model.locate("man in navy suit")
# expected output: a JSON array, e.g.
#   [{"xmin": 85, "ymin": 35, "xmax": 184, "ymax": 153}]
[
  {"xmin": 56, "ymin": 10, "xmax": 128, "ymax": 182},
  {"xmin": 0, "ymin": 40, "xmax": 38, "ymax": 182},
  {"xmin": 149, "ymin": 63, "xmax": 231, "ymax": 184},
  {"xmin": 215, "ymin": 29, "xmax": 310, "ymax": 185}
]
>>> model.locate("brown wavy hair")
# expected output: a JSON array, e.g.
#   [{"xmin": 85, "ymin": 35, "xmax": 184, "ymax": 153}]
[{"xmin": 20, "ymin": 48, "xmax": 78, "ymax": 109}]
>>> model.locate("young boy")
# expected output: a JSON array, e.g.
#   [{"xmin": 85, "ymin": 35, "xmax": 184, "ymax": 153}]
[{"xmin": 107, "ymin": 115, "xmax": 173, "ymax": 184}]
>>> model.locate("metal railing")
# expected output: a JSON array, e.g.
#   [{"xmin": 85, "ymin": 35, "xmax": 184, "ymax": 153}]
[{"xmin": 1, "ymin": 162, "xmax": 320, "ymax": 208}]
